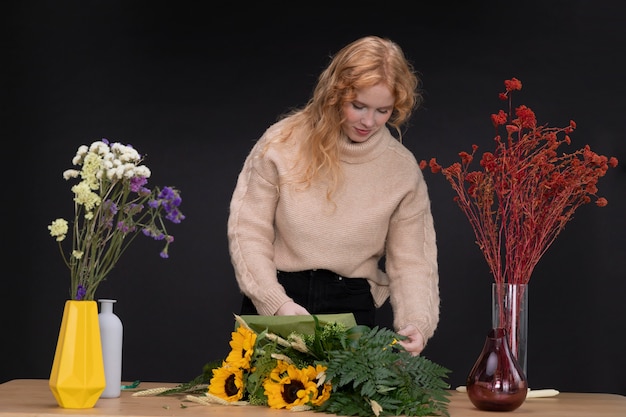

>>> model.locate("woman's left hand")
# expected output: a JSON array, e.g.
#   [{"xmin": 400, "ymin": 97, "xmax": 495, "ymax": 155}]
[{"xmin": 397, "ymin": 324, "xmax": 425, "ymax": 356}]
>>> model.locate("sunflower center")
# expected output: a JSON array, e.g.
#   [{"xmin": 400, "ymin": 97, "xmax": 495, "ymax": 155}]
[
  {"xmin": 225, "ymin": 374, "xmax": 239, "ymax": 397},
  {"xmin": 282, "ymin": 381, "xmax": 305, "ymax": 404}
]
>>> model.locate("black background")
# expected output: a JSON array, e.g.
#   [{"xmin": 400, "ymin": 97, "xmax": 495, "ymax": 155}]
[{"xmin": 3, "ymin": 0, "xmax": 626, "ymax": 396}]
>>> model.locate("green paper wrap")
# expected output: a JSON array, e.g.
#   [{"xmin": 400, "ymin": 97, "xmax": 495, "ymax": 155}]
[{"xmin": 238, "ymin": 314, "xmax": 357, "ymax": 337}]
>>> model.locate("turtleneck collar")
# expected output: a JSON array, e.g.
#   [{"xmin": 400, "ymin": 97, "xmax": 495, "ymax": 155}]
[{"xmin": 338, "ymin": 126, "xmax": 393, "ymax": 164}]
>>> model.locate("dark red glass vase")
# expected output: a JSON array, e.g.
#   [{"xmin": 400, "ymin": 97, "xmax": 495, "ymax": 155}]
[{"xmin": 466, "ymin": 327, "xmax": 528, "ymax": 411}]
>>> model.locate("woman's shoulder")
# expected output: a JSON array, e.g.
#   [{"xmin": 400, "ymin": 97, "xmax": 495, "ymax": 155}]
[
  {"xmin": 258, "ymin": 116, "xmax": 300, "ymax": 146},
  {"xmin": 257, "ymin": 118, "xmax": 285, "ymax": 142},
  {"xmin": 249, "ymin": 118, "xmax": 300, "ymax": 166},
  {"xmin": 378, "ymin": 132, "xmax": 427, "ymax": 185},
  {"xmin": 385, "ymin": 133, "xmax": 419, "ymax": 167}
]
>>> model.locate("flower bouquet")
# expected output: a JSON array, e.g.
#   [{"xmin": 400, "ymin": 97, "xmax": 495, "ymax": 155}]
[
  {"xmin": 48, "ymin": 138, "xmax": 185, "ymax": 300},
  {"xmin": 134, "ymin": 314, "xmax": 451, "ymax": 417},
  {"xmin": 47, "ymin": 138, "xmax": 186, "ymax": 408}
]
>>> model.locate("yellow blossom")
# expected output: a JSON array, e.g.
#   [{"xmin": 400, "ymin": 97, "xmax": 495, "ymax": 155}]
[
  {"xmin": 71, "ymin": 181, "xmax": 101, "ymax": 212},
  {"xmin": 48, "ymin": 219, "xmax": 68, "ymax": 241},
  {"xmin": 264, "ymin": 361, "xmax": 319, "ymax": 410},
  {"xmin": 224, "ymin": 326, "xmax": 256, "ymax": 370},
  {"xmin": 80, "ymin": 152, "xmax": 103, "ymax": 189},
  {"xmin": 208, "ymin": 365, "xmax": 245, "ymax": 402}
]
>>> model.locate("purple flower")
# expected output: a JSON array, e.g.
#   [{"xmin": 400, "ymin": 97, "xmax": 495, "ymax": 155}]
[
  {"xmin": 117, "ymin": 221, "xmax": 136, "ymax": 234},
  {"xmin": 130, "ymin": 176, "xmax": 148, "ymax": 193},
  {"xmin": 147, "ymin": 186, "xmax": 186, "ymax": 224},
  {"xmin": 124, "ymin": 203, "xmax": 144, "ymax": 216},
  {"xmin": 141, "ymin": 227, "xmax": 161, "ymax": 239},
  {"xmin": 166, "ymin": 209, "xmax": 185, "ymax": 224},
  {"xmin": 99, "ymin": 200, "xmax": 119, "ymax": 228},
  {"xmin": 108, "ymin": 201, "xmax": 119, "ymax": 215},
  {"xmin": 76, "ymin": 285, "xmax": 86, "ymax": 300},
  {"xmin": 138, "ymin": 186, "xmax": 151, "ymax": 196},
  {"xmin": 160, "ymin": 187, "xmax": 185, "ymax": 223}
]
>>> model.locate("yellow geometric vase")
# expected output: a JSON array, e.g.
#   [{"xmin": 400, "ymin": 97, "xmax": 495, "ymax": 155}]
[{"xmin": 49, "ymin": 300, "xmax": 106, "ymax": 408}]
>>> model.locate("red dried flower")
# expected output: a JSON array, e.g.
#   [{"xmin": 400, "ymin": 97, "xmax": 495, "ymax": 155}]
[
  {"xmin": 420, "ymin": 78, "xmax": 619, "ymax": 286},
  {"xmin": 504, "ymin": 78, "xmax": 522, "ymax": 92}
]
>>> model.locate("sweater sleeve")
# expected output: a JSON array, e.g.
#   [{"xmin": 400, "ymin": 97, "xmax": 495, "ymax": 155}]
[
  {"xmin": 385, "ymin": 167, "xmax": 440, "ymax": 343},
  {"xmin": 227, "ymin": 132, "xmax": 294, "ymax": 316}
]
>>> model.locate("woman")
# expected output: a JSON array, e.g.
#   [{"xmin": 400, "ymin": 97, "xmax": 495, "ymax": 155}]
[{"xmin": 227, "ymin": 36, "xmax": 439, "ymax": 355}]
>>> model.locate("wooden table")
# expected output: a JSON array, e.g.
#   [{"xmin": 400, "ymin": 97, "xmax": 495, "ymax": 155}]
[{"xmin": 1, "ymin": 379, "xmax": 625, "ymax": 417}]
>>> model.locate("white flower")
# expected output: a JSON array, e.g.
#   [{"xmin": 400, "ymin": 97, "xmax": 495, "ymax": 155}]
[
  {"xmin": 315, "ymin": 370, "xmax": 326, "ymax": 386},
  {"xmin": 89, "ymin": 140, "xmax": 110, "ymax": 155},
  {"xmin": 288, "ymin": 334, "xmax": 310, "ymax": 353},
  {"xmin": 369, "ymin": 399, "xmax": 383, "ymax": 417},
  {"xmin": 270, "ymin": 353, "xmax": 294, "ymax": 364},
  {"xmin": 135, "ymin": 165, "xmax": 151, "ymax": 178},
  {"xmin": 62, "ymin": 169, "xmax": 80, "ymax": 180}
]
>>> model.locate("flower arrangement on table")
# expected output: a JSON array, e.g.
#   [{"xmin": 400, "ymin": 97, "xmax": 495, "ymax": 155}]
[
  {"xmin": 420, "ymin": 78, "xmax": 618, "ymax": 353},
  {"xmin": 133, "ymin": 314, "xmax": 451, "ymax": 417},
  {"xmin": 48, "ymin": 138, "xmax": 185, "ymax": 300}
]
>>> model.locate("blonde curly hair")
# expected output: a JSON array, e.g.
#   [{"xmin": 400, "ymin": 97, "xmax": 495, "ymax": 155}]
[{"xmin": 268, "ymin": 36, "xmax": 421, "ymax": 198}]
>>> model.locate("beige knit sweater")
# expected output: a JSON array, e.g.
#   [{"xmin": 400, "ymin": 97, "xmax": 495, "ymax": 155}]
[{"xmin": 227, "ymin": 118, "xmax": 440, "ymax": 342}]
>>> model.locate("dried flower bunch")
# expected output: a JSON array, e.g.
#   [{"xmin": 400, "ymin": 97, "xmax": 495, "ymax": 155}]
[
  {"xmin": 48, "ymin": 138, "xmax": 185, "ymax": 300},
  {"xmin": 421, "ymin": 78, "xmax": 618, "ymax": 286}
]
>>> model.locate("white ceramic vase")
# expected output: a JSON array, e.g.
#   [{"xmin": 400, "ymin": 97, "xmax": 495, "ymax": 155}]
[{"xmin": 98, "ymin": 299, "xmax": 123, "ymax": 398}]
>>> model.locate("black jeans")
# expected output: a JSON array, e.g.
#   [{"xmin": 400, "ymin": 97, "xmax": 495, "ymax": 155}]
[{"xmin": 240, "ymin": 269, "xmax": 376, "ymax": 327}]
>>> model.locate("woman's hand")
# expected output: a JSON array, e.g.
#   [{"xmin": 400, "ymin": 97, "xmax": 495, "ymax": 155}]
[
  {"xmin": 397, "ymin": 324, "xmax": 425, "ymax": 356},
  {"xmin": 275, "ymin": 301, "xmax": 310, "ymax": 316}
]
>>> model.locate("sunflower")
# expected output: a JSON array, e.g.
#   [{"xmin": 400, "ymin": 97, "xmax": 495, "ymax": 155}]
[
  {"xmin": 208, "ymin": 364, "xmax": 245, "ymax": 402},
  {"xmin": 263, "ymin": 360, "xmax": 319, "ymax": 409},
  {"xmin": 224, "ymin": 326, "xmax": 256, "ymax": 370},
  {"xmin": 304, "ymin": 364, "xmax": 332, "ymax": 406}
]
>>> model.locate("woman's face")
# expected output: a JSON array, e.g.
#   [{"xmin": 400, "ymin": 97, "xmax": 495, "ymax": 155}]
[{"xmin": 341, "ymin": 83, "xmax": 395, "ymax": 143}]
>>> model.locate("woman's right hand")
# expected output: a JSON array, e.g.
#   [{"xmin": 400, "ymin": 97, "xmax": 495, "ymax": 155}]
[{"xmin": 275, "ymin": 301, "xmax": 310, "ymax": 316}]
